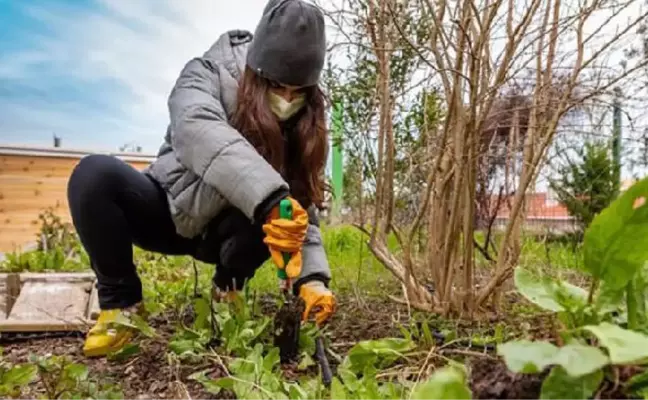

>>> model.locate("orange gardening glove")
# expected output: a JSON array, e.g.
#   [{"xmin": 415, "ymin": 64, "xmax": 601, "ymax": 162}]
[
  {"xmin": 299, "ymin": 281, "xmax": 336, "ymax": 326},
  {"xmin": 262, "ymin": 197, "xmax": 309, "ymax": 279}
]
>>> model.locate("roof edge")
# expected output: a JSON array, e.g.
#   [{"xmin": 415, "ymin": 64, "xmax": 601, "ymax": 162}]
[{"xmin": 0, "ymin": 143, "xmax": 157, "ymax": 163}]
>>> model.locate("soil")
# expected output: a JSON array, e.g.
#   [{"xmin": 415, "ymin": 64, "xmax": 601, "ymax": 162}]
[
  {"xmin": 469, "ymin": 357, "xmax": 546, "ymax": 399},
  {"xmin": 0, "ymin": 294, "xmax": 643, "ymax": 399}
]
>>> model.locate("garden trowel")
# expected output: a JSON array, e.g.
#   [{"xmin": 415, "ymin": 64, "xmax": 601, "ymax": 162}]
[
  {"xmin": 273, "ymin": 198, "xmax": 305, "ymax": 363},
  {"xmin": 272, "ymin": 199, "xmax": 332, "ymax": 387}
]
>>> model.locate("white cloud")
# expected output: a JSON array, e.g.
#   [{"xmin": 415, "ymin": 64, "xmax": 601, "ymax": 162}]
[{"xmin": 1, "ymin": 0, "xmax": 318, "ymax": 152}]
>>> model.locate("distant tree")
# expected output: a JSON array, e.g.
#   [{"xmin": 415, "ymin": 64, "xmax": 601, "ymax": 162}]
[{"xmin": 549, "ymin": 141, "xmax": 620, "ymax": 234}]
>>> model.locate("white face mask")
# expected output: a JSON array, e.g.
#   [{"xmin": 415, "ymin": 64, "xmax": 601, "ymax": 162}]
[{"xmin": 267, "ymin": 91, "xmax": 306, "ymax": 121}]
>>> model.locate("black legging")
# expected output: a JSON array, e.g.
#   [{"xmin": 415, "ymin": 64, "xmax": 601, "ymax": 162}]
[{"xmin": 67, "ymin": 154, "xmax": 269, "ymax": 309}]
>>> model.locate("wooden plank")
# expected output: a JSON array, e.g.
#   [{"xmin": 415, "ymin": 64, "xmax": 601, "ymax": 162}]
[
  {"xmin": 87, "ymin": 282, "xmax": 100, "ymax": 320},
  {"xmin": 0, "ymin": 242, "xmax": 38, "ymax": 257},
  {"xmin": 0, "ymin": 319, "xmax": 90, "ymax": 332},
  {"xmin": 0, "ymin": 156, "xmax": 81, "ymax": 178},
  {"xmin": 0, "ymin": 274, "xmax": 20, "ymax": 320},
  {"xmin": 0, "ymin": 197, "xmax": 68, "ymax": 210},
  {"xmin": 0, "ymin": 179, "xmax": 71, "ymax": 195},
  {"xmin": 0, "ymin": 210, "xmax": 67, "ymax": 224},
  {"xmin": 0, "ymin": 152, "xmax": 151, "ymax": 253},
  {"xmin": 0, "ymin": 234, "xmax": 42, "ymax": 252},
  {"xmin": 0, "ymin": 211, "xmax": 71, "ymax": 223},
  {"xmin": 0, "ymin": 212, "xmax": 43, "ymax": 225},
  {"xmin": 7, "ymin": 281, "xmax": 92, "ymax": 322},
  {"xmin": 6, "ymin": 274, "xmax": 20, "ymax": 318},
  {"xmin": 0, "ymin": 204, "xmax": 69, "ymax": 217},
  {"xmin": 0, "ymin": 155, "xmax": 150, "ymax": 175},
  {"xmin": 19, "ymin": 272, "xmax": 95, "ymax": 283}
]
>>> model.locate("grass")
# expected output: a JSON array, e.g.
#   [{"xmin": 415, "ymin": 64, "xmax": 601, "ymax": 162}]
[{"xmin": 0, "ymin": 222, "xmax": 586, "ymax": 313}]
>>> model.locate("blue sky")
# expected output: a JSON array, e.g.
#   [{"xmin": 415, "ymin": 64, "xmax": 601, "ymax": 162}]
[{"xmin": 0, "ymin": 0, "xmax": 275, "ymax": 153}]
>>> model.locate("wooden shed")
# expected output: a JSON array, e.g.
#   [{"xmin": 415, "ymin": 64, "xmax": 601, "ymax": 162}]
[{"xmin": 0, "ymin": 145, "xmax": 156, "ymax": 253}]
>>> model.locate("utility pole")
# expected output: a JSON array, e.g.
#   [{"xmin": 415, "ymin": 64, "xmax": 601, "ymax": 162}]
[
  {"xmin": 331, "ymin": 101, "xmax": 344, "ymax": 221},
  {"xmin": 612, "ymin": 89, "xmax": 622, "ymax": 193}
]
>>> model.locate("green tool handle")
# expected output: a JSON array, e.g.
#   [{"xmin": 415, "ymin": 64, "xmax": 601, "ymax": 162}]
[{"xmin": 277, "ymin": 198, "xmax": 293, "ymax": 281}]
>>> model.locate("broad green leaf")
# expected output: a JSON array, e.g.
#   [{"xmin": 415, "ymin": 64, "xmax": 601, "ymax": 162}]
[
  {"xmin": 378, "ymin": 381, "xmax": 405, "ymax": 399},
  {"xmin": 298, "ymin": 353, "xmax": 316, "ymax": 371},
  {"xmin": 584, "ymin": 322, "xmax": 648, "ymax": 364},
  {"xmin": 552, "ymin": 343, "xmax": 609, "ymax": 377},
  {"xmin": 192, "ymin": 297, "xmax": 211, "ymax": 331},
  {"xmin": 337, "ymin": 367, "xmax": 360, "ymax": 392},
  {"xmin": 594, "ymin": 279, "xmax": 626, "ymax": 315},
  {"xmin": 212, "ymin": 377, "xmax": 235, "ymax": 390},
  {"xmin": 168, "ymin": 339, "xmax": 203, "ymax": 355},
  {"xmin": 298, "ymin": 323, "xmax": 318, "ymax": 355},
  {"xmin": 263, "ymin": 347, "xmax": 281, "ymax": 371},
  {"xmin": 111, "ymin": 313, "xmax": 156, "ymax": 338},
  {"xmin": 583, "ymin": 177, "xmax": 648, "ymax": 290},
  {"xmin": 188, "ymin": 370, "xmax": 228, "ymax": 395},
  {"xmin": 345, "ymin": 338, "xmax": 415, "ymax": 373},
  {"xmin": 285, "ymin": 383, "xmax": 308, "ymax": 400},
  {"xmin": 108, "ymin": 343, "xmax": 141, "ymax": 362},
  {"xmin": 540, "ymin": 366, "xmax": 603, "ymax": 399},
  {"xmin": 1, "ymin": 364, "xmax": 37, "ymax": 386},
  {"xmin": 410, "ymin": 365, "xmax": 471, "ymax": 399},
  {"xmin": 514, "ymin": 267, "xmax": 587, "ymax": 312},
  {"xmin": 330, "ymin": 377, "xmax": 348, "ymax": 399},
  {"xmin": 497, "ymin": 340, "xmax": 558, "ymax": 373},
  {"xmin": 64, "ymin": 363, "xmax": 89, "ymax": 381}
]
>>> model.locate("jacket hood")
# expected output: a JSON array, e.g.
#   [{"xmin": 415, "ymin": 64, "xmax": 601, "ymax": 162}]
[{"xmin": 202, "ymin": 30, "xmax": 253, "ymax": 81}]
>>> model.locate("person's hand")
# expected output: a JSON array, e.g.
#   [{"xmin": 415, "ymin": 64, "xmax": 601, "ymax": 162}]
[
  {"xmin": 299, "ymin": 281, "xmax": 336, "ymax": 326},
  {"xmin": 262, "ymin": 196, "xmax": 309, "ymax": 279}
]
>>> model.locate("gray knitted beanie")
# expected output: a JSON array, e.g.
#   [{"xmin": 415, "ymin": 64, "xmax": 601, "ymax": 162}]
[{"xmin": 246, "ymin": 0, "xmax": 326, "ymax": 87}]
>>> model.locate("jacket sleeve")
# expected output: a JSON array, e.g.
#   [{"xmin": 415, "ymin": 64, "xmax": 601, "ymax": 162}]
[
  {"xmin": 167, "ymin": 57, "xmax": 289, "ymax": 223},
  {"xmin": 293, "ymin": 206, "xmax": 332, "ymax": 293}
]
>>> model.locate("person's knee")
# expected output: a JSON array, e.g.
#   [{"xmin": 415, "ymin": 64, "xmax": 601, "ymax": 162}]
[{"xmin": 68, "ymin": 154, "xmax": 122, "ymax": 209}]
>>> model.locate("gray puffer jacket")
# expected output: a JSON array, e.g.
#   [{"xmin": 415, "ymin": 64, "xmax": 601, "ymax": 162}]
[{"xmin": 144, "ymin": 29, "xmax": 331, "ymax": 285}]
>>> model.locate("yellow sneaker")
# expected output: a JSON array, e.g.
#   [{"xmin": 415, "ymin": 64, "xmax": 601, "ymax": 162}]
[{"xmin": 83, "ymin": 304, "xmax": 144, "ymax": 358}]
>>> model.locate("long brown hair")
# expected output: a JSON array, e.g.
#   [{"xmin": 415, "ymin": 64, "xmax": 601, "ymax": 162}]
[{"xmin": 231, "ymin": 66, "xmax": 329, "ymax": 209}]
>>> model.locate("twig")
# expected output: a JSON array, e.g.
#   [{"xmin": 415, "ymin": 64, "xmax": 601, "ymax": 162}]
[
  {"xmin": 415, "ymin": 345, "xmax": 437, "ymax": 384},
  {"xmin": 192, "ymin": 260, "xmax": 199, "ymax": 298},
  {"xmin": 388, "ymin": 294, "xmax": 440, "ymax": 313},
  {"xmin": 376, "ymin": 366, "xmax": 420, "ymax": 380},
  {"xmin": 439, "ymin": 348, "xmax": 497, "ymax": 359}
]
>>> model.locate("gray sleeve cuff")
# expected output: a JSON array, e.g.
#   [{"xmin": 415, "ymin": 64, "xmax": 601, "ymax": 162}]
[{"xmin": 297, "ymin": 224, "xmax": 331, "ymax": 282}]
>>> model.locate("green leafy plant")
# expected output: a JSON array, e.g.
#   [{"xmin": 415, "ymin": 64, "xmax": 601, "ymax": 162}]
[
  {"xmin": 331, "ymin": 338, "xmax": 472, "ymax": 399},
  {"xmin": 168, "ymin": 294, "xmax": 217, "ymax": 360},
  {"xmin": 0, "ymin": 208, "xmax": 89, "ymax": 273},
  {"xmin": 169, "ymin": 289, "xmax": 271, "ymax": 360},
  {"xmin": 499, "ymin": 176, "xmax": 648, "ymax": 398},
  {"xmin": 0, "ymin": 349, "xmax": 38, "ymax": 398},
  {"xmin": 190, "ymin": 343, "xmax": 322, "ymax": 400},
  {"xmin": 0, "ymin": 354, "xmax": 124, "ymax": 399},
  {"xmin": 0, "ymin": 248, "xmax": 85, "ymax": 272}
]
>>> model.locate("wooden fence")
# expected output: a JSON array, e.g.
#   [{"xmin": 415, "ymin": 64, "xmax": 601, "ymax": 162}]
[{"xmin": 0, "ymin": 145, "xmax": 155, "ymax": 253}]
